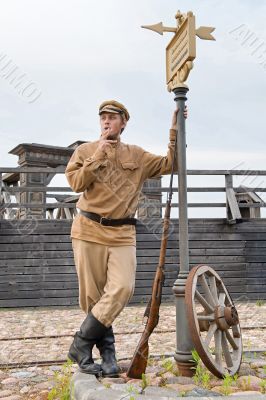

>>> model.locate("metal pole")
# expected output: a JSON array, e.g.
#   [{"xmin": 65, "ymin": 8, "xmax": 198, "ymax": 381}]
[{"xmin": 172, "ymin": 86, "xmax": 195, "ymax": 376}]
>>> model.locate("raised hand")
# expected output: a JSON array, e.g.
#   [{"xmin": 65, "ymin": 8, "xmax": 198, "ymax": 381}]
[{"xmin": 171, "ymin": 105, "xmax": 188, "ymax": 130}]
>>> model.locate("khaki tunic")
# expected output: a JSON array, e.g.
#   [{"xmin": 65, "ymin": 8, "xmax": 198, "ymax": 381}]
[{"xmin": 65, "ymin": 129, "xmax": 177, "ymax": 246}]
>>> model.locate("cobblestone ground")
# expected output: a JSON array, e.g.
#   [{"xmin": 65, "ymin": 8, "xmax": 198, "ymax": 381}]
[{"xmin": 0, "ymin": 302, "xmax": 265, "ymax": 399}]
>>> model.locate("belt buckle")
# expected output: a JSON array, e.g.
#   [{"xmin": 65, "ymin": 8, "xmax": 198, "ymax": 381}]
[{"xmin": 100, "ymin": 216, "xmax": 110, "ymax": 225}]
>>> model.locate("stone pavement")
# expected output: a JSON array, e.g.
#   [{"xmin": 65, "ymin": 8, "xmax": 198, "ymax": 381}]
[
  {"xmin": 0, "ymin": 302, "xmax": 265, "ymax": 365},
  {"xmin": 0, "ymin": 301, "xmax": 265, "ymax": 399}
]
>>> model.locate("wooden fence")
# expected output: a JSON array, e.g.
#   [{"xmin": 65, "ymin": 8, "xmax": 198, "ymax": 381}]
[{"xmin": 0, "ymin": 167, "xmax": 266, "ymax": 307}]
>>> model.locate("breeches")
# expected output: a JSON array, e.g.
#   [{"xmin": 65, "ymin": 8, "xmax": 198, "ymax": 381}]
[{"xmin": 72, "ymin": 238, "xmax": 137, "ymax": 327}]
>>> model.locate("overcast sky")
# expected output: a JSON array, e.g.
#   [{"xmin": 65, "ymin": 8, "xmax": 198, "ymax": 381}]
[{"xmin": 0, "ymin": 0, "xmax": 265, "ymax": 217}]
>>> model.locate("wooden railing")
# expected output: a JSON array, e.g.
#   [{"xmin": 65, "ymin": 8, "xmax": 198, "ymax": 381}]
[{"xmin": 0, "ymin": 167, "xmax": 266, "ymax": 222}]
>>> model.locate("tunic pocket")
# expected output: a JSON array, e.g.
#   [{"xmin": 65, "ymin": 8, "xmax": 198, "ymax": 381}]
[{"xmin": 120, "ymin": 161, "xmax": 139, "ymax": 186}]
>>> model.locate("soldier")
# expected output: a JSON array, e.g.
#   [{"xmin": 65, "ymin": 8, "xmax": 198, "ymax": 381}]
[{"xmin": 65, "ymin": 100, "xmax": 187, "ymax": 377}]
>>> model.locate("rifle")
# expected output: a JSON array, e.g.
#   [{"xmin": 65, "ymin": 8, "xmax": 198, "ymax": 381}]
[{"xmin": 126, "ymin": 130, "xmax": 178, "ymax": 379}]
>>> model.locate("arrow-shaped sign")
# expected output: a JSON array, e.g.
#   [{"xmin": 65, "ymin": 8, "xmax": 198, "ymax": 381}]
[
  {"xmin": 141, "ymin": 22, "xmax": 177, "ymax": 35},
  {"xmin": 142, "ymin": 22, "xmax": 215, "ymax": 41},
  {"xmin": 195, "ymin": 26, "xmax": 215, "ymax": 40}
]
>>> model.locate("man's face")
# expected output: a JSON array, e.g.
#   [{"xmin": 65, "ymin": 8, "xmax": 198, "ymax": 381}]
[{"xmin": 100, "ymin": 112, "xmax": 126, "ymax": 139}]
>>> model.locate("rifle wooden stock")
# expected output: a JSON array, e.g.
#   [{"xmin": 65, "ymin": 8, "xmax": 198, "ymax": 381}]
[{"xmin": 126, "ymin": 201, "xmax": 172, "ymax": 378}]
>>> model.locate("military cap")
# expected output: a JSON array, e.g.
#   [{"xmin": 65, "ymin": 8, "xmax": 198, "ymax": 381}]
[{"xmin": 99, "ymin": 100, "xmax": 130, "ymax": 121}]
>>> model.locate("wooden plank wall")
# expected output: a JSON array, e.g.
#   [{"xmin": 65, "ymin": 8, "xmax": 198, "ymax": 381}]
[{"xmin": 0, "ymin": 219, "xmax": 265, "ymax": 308}]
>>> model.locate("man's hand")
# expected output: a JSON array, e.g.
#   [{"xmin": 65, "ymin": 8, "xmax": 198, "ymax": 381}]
[
  {"xmin": 98, "ymin": 130, "xmax": 117, "ymax": 154},
  {"xmin": 171, "ymin": 105, "xmax": 188, "ymax": 130}
]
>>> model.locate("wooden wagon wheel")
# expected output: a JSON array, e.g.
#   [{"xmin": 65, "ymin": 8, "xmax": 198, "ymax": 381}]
[{"xmin": 185, "ymin": 264, "xmax": 242, "ymax": 378}]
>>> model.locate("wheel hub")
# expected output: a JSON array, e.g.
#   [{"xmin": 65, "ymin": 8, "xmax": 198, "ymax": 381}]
[{"xmin": 215, "ymin": 305, "xmax": 239, "ymax": 331}]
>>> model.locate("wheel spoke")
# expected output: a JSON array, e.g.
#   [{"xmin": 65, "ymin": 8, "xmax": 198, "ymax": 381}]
[
  {"xmin": 199, "ymin": 274, "xmax": 216, "ymax": 307},
  {"xmin": 197, "ymin": 314, "xmax": 215, "ymax": 321},
  {"xmin": 195, "ymin": 290, "xmax": 214, "ymax": 314},
  {"xmin": 204, "ymin": 322, "xmax": 217, "ymax": 346},
  {"xmin": 225, "ymin": 329, "xmax": 239, "ymax": 350},
  {"xmin": 232, "ymin": 324, "xmax": 241, "ymax": 338},
  {"xmin": 209, "ymin": 276, "xmax": 219, "ymax": 305},
  {"xmin": 222, "ymin": 331, "xmax": 233, "ymax": 368},
  {"xmin": 214, "ymin": 330, "xmax": 222, "ymax": 367},
  {"xmin": 218, "ymin": 292, "xmax": 226, "ymax": 306}
]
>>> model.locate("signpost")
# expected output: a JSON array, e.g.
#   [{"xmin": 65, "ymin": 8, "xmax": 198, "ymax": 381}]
[{"xmin": 142, "ymin": 10, "xmax": 215, "ymax": 376}]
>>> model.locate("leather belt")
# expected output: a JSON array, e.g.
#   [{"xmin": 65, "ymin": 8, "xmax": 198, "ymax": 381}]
[{"xmin": 79, "ymin": 210, "xmax": 137, "ymax": 226}]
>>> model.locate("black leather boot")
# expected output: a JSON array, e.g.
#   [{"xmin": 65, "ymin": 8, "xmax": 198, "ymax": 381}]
[
  {"xmin": 96, "ymin": 326, "xmax": 120, "ymax": 377},
  {"xmin": 68, "ymin": 312, "xmax": 108, "ymax": 375}
]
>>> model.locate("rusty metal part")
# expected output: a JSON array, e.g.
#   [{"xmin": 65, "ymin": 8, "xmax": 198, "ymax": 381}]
[
  {"xmin": 214, "ymin": 305, "xmax": 239, "ymax": 331},
  {"xmin": 224, "ymin": 305, "xmax": 239, "ymax": 326},
  {"xmin": 185, "ymin": 264, "xmax": 242, "ymax": 378},
  {"xmin": 175, "ymin": 361, "xmax": 195, "ymax": 377}
]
